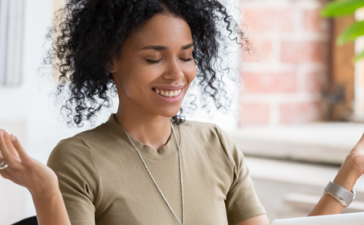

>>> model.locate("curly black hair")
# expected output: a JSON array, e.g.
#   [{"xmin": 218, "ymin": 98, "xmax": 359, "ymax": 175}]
[{"xmin": 46, "ymin": 0, "xmax": 248, "ymax": 127}]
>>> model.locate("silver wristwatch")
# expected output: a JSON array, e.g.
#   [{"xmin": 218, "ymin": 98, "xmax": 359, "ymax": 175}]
[{"xmin": 324, "ymin": 181, "xmax": 356, "ymax": 207}]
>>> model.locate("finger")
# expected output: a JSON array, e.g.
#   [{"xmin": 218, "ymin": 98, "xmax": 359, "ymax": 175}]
[
  {"xmin": 356, "ymin": 132, "xmax": 364, "ymax": 146},
  {"xmin": 3, "ymin": 132, "xmax": 20, "ymax": 159},
  {"xmin": 10, "ymin": 134, "xmax": 29, "ymax": 163},
  {"xmin": 0, "ymin": 168, "xmax": 21, "ymax": 185},
  {"xmin": 0, "ymin": 151, "xmax": 3, "ymax": 164},
  {"xmin": 0, "ymin": 129, "xmax": 20, "ymax": 167},
  {"xmin": 0, "ymin": 168, "xmax": 15, "ymax": 180},
  {"xmin": 3, "ymin": 131, "xmax": 20, "ymax": 159},
  {"xmin": 0, "ymin": 168, "xmax": 23, "ymax": 186}
]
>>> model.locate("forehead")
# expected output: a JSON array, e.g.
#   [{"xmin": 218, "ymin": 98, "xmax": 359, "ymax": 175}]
[{"xmin": 126, "ymin": 13, "xmax": 193, "ymax": 49}]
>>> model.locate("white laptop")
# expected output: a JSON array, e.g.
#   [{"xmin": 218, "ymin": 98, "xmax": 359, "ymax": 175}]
[{"xmin": 270, "ymin": 212, "xmax": 364, "ymax": 225}]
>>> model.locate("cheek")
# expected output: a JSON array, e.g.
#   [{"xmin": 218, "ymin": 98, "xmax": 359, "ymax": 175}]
[
  {"xmin": 120, "ymin": 66, "xmax": 158, "ymax": 97},
  {"xmin": 184, "ymin": 64, "xmax": 197, "ymax": 84}
]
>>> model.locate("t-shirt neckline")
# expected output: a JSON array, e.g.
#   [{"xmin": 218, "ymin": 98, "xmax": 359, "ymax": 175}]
[{"xmin": 105, "ymin": 113, "xmax": 181, "ymax": 160}]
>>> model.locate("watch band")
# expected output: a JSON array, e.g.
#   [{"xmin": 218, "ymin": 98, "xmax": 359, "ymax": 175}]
[{"xmin": 324, "ymin": 181, "xmax": 356, "ymax": 207}]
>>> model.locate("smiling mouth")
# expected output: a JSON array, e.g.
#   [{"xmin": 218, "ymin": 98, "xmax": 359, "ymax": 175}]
[{"xmin": 152, "ymin": 88, "xmax": 182, "ymax": 98}]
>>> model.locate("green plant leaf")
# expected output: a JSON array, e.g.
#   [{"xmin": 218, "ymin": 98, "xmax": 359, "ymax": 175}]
[
  {"xmin": 337, "ymin": 21, "xmax": 364, "ymax": 45},
  {"xmin": 321, "ymin": 0, "xmax": 364, "ymax": 17},
  {"xmin": 354, "ymin": 50, "xmax": 364, "ymax": 62}
]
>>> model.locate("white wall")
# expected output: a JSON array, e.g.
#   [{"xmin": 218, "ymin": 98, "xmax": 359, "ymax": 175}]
[{"xmin": 0, "ymin": 0, "xmax": 93, "ymax": 223}]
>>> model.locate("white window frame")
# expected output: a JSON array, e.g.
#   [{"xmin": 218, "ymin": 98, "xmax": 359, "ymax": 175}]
[{"xmin": 0, "ymin": 0, "xmax": 25, "ymax": 86}]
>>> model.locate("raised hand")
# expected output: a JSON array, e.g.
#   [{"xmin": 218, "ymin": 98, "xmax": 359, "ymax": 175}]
[
  {"xmin": 0, "ymin": 129, "xmax": 59, "ymax": 197},
  {"xmin": 345, "ymin": 133, "xmax": 364, "ymax": 178},
  {"xmin": 0, "ymin": 129, "xmax": 71, "ymax": 225},
  {"xmin": 309, "ymin": 133, "xmax": 364, "ymax": 216}
]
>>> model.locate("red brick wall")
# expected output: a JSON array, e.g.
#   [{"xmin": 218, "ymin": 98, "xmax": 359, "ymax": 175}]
[{"xmin": 239, "ymin": 0, "xmax": 330, "ymax": 126}]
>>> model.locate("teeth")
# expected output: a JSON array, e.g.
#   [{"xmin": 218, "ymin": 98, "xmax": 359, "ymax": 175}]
[{"xmin": 154, "ymin": 88, "xmax": 182, "ymax": 97}]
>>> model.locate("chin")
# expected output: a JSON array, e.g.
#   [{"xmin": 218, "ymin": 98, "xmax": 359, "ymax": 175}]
[{"xmin": 157, "ymin": 108, "xmax": 181, "ymax": 118}]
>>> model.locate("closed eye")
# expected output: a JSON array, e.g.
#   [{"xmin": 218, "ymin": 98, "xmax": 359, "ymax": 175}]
[
  {"xmin": 146, "ymin": 59, "xmax": 162, "ymax": 64},
  {"xmin": 180, "ymin": 58, "xmax": 192, "ymax": 62},
  {"xmin": 146, "ymin": 58, "xmax": 192, "ymax": 64}
]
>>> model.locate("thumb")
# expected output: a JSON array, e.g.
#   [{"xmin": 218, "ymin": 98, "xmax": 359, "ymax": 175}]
[
  {"xmin": 359, "ymin": 132, "xmax": 364, "ymax": 143},
  {"xmin": 10, "ymin": 134, "xmax": 29, "ymax": 163}
]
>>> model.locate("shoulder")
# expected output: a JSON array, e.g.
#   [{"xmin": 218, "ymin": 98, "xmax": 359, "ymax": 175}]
[
  {"xmin": 178, "ymin": 119, "xmax": 215, "ymax": 128},
  {"xmin": 50, "ymin": 121, "xmax": 112, "ymax": 155},
  {"xmin": 47, "ymin": 136, "xmax": 92, "ymax": 169},
  {"xmin": 47, "ymin": 134, "xmax": 100, "ymax": 186},
  {"xmin": 47, "ymin": 122, "xmax": 109, "ymax": 170},
  {"xmin": 178, "ymin": 120, "xmax": 218, "ymax": 137},
  {"xmin": 47, "ymin": 132, "xmax": 100, "ymax": 205},
  {"xmin": 178, "ymin": 120, "xmax": 230, "ymax": 144},
  {"xmin": 180, "ymin": 120, "xmax": 243, "ymax": 170}
]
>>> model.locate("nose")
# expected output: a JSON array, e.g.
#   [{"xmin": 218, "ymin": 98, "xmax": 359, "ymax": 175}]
[{"xmin": 162, "ymin": 58, "xmax": 184, "ymax": 80}]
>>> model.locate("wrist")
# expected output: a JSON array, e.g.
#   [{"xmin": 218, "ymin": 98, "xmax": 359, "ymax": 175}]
[
  {"xmin": 31, "ymin": 186, "xmax": 62, "ymax": 204},
  {"xmin": 30, "ymin": 183, "xmax": 61, "ymax": 201},
  {"xmin": 334, "ymin": 156, "xmax": 362, "ymax": 191},
  {"xmin": 346, "ymin": 153, "xmax": 364, "ymax": 177},
  {"xmin": 29, "ymin": 168, "xmax": 60, "ymax": 199}
]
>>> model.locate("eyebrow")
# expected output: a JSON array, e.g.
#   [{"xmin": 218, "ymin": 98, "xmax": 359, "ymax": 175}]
[{"xmin": 141, "ymin": 43, "xmax": 194, "ymax": 51}]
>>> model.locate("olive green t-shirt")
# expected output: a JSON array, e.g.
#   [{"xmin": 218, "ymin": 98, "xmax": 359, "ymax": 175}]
[{"xmin": 47, "ymin": 114, "xmax": 266, "ymax": 225}]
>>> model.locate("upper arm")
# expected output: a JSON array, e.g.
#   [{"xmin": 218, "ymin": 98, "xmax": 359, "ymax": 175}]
[
  {"xmin": 234, "ymin": 214, "xmax": 270, "ymax": 225},
  {"xmin": 214, "ymin": 125, "xmax": 267, "ymax": 224},
  {"xmin": 47, "ymin": 137, "xmax": 98, "ymax": 225}
]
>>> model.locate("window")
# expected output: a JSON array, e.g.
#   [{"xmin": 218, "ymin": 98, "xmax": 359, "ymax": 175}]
[{"xmin": 0, "ymin": 0, "xmax": 25, "ymax": 86}]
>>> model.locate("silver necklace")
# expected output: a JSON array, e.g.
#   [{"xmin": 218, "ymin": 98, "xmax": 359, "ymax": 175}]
[{"xmin": 114, "ymin": 115, "xmax": 185, "ymax": 225}]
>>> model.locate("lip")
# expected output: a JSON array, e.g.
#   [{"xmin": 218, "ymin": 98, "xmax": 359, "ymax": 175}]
[{"xmin": 152, "ymin": 86, "xmax": 184, "ymax": 103}]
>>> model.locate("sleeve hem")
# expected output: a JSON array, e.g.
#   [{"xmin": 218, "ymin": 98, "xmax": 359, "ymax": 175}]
[{"xmin": 228, "ymin": 208, "xmax": 267, "ymax": 225}]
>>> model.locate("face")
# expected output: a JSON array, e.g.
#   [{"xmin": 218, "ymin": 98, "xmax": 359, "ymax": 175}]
[{"xmin": 110, "ymin": 13, "xmax": 196, "ymax": 118}]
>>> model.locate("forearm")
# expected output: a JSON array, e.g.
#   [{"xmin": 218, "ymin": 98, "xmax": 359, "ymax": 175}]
[
  {"xmin": 309, "ymin": 155, "xmax": 361, "ymax": 216},
  {"xmin": 32, "ymin": 189, "xmax": 71, "ymax": 225}
]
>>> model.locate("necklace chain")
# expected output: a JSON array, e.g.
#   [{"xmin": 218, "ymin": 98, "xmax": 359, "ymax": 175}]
[{"xmin": 115, "ymin": 115, "xmax": 184, "ymax": 225}]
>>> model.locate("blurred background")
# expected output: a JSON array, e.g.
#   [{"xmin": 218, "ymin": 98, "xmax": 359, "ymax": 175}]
[{"xmin": 0, "ymin": 0, "xmax": 364, "ymax": 224}]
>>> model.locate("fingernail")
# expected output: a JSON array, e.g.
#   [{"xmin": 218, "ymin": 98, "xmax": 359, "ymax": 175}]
[
  {"xmin": 0, "ymin": 129, "xmax": 3, "ymax": 137},
  {"xmin": 11, "ymin": 134, "xmax": 16, "ymax": 141}
]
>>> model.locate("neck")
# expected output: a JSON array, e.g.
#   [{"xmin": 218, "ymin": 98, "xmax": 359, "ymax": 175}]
[{"xmin": 116, "ymin": 105, "xmax": 172, "ymax": 151}]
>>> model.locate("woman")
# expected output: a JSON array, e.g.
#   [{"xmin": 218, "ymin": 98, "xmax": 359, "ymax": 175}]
[{"xmin": 1, "ymin": 0, "xmax": 364, "ymax": 225}]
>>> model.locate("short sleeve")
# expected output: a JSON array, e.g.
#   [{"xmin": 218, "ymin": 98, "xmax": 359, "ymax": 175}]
[
  {"xmin": 215, "ymin": 125, "xmax": 266, "ymax": 225},
  {"xmin": 47, "ymin": 137, "xmax": 98, "ymax": 225}
]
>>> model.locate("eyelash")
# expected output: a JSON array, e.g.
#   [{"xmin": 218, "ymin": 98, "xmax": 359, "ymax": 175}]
[{"xmin": 146, "ymin": 58, "xmax": 193, "ymax": 64}]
